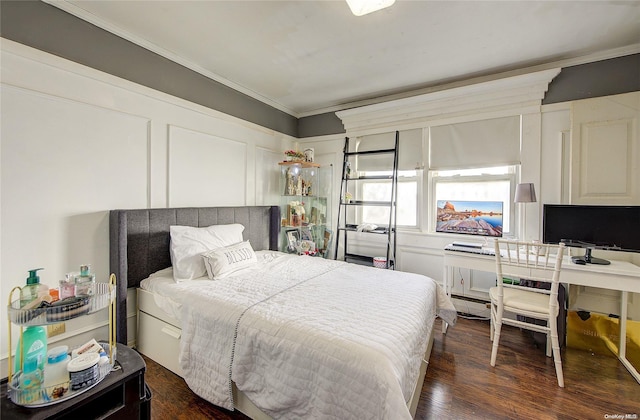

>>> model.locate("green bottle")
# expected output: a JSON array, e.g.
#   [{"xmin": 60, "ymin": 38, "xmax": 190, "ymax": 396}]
[{"xmin": 14, "ymin": 326, "xmax": 47, "ymax": 386}]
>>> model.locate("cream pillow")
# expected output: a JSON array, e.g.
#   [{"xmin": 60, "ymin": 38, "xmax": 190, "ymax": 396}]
[
  {"xmin": 169, "ymin": 224, "xmax": 245, "ymax": 282},
  {"xmin": 202, "ymin": 241, "xmax": 258, "ymax": 280}
]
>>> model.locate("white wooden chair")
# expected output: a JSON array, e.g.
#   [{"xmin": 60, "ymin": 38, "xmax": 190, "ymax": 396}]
[{"xmin": 489, "ymin": 238, "xmax": 566, "ymax": 387}]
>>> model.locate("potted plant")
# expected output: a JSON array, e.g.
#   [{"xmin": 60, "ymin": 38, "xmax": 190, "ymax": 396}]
[{"xmin": 284, "ymin": 150, "xmax": 305, "ymax": 162}]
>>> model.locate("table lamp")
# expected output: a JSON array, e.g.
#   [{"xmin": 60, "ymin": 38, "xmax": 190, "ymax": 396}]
[{"xmin": 515, "ymin": 182, "xmax": 536, "ymax": 240}]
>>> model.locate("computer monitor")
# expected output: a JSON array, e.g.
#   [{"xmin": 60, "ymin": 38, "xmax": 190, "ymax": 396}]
[
  {"xmin": 436, "ymin": 200, "xmax": 503, "ymax": 238},
  {"xmin": 542, "ymin": 204, "xmax": 640, "ymax": 265}
]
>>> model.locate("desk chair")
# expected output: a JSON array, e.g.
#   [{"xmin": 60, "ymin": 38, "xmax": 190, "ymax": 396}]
[{"xmin": 490, "ymin": 239, "xmax": 566, "ymax": 387}]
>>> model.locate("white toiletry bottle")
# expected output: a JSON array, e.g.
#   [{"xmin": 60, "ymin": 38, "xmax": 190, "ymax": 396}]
[{"xmin": 44, "ymin": 345, "xmax": 71, "ymax": 399}]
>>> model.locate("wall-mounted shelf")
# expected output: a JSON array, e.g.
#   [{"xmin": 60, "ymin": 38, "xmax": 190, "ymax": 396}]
[{"xmin": 278, "ymin": 161, "xmax": 320, "ymax": 168}]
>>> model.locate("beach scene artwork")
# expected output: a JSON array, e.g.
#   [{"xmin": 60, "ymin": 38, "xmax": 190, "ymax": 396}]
[{"xmin": 436, "ymin": 200, "xmax": 503, "ymax": 237}]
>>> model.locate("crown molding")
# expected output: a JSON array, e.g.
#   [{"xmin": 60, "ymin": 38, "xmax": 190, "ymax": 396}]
[
  {"xmin": 336, "ymin": 68, "xmax": 561, "ymax": 134},
  {"xmin": 301, "ymin": 44, "xmax": 640, "ymax": 118}
]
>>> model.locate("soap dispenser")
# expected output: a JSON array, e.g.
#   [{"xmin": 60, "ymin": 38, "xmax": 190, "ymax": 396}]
[{"xmin": 20, "ymin": 268, "xmax": 49, "ymax": 308}]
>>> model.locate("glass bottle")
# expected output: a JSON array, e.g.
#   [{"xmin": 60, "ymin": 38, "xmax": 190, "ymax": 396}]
[
  {"xmin": 74, "ymin": 265, "xmax": 95, "ymax": 296},
  {"xmin": 59, "ymin": 273, "xmax": 77, "ymax": 299}
]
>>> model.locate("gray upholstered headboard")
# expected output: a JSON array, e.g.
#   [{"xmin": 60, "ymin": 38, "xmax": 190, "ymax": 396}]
[{"xmin": 109, "ymin": 206, "xmax": 280, "ymax": 344}]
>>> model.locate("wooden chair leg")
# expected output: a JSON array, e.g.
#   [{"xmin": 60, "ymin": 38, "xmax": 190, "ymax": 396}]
[
  {"xmin": 490, "ymin": 313, "xmax": 494, "ymax": 342},
  {"xmin": 550, "ymin": 321, "xmax": 564, "ymax": 387},
  {"xmin": 490, "ymin": 321, "xmax": 502, "ymax": 367}
]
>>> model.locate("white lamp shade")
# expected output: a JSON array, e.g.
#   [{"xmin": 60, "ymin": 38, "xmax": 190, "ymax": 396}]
[
  {"xmin": 514, "ymin": 183, "xmax": 537, "ymax": 203},
  {"xmin": 346, "ymin": 0, "xmax": 396, "ymax": 16}
]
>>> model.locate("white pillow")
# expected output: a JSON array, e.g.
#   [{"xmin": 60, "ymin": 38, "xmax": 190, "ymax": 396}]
[
  {"xmin": 169, "ymin": 224, "xmax": 245, "ymax": 282},
  {"xmin": 202, "ymin": 241, "xmax": 258, "ymax": 280}
]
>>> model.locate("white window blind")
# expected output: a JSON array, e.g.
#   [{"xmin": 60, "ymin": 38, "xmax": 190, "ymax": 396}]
[
  {"xmin": 429, "ymin": 116, "xmax": 521, "ymax": 170},
  {"xmin": 355, "ymin": 129, "xmax": 422, "ymax": 171}
]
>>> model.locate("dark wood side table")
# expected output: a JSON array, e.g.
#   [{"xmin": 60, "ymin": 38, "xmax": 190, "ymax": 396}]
[{"xmin": 1, "ymin": 343, "xmax": 151, "ymax": 420}]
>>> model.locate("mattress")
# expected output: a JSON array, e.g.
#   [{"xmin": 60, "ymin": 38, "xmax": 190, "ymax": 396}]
[{"xmin": 140, "ymin": 251, "xmax": 456, "ymax": 419}]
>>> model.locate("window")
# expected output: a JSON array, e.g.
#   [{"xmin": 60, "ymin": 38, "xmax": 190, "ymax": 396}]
[
  {"xmin": 430, "ymin": 166, "xmax": 517, "ymax": 236},
  {"xmin": 361, "ymin": 170, "xmax": 420, "ymax": 227}
]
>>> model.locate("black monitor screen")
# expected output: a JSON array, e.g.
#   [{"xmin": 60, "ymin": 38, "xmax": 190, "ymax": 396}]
[{"xmin": 543, "ymin": 204, "xmax": 640, "ymax": 253}]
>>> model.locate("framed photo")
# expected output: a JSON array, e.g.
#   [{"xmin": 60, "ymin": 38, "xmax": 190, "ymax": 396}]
[
  {"xmin": 299, "ymin": 240, "xmax": 316, "ymax": 253},
  {"xmin": 300, "ymin": 226, "xmax": 313, "ymax": 241},
  {"xmin": 286, "ymin": 229, "xmax": 300, "ymax": 252},
  {"xmin": 323, "ymin": 228, "xmax": 333, "ymax": 255}
]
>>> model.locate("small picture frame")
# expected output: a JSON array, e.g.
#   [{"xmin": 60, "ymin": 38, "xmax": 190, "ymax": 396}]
[
  {"xmin": 304, "ymin": 148, "xmax": 314, "ymax": 162},
  {"xmin": 300, "ymin": 226, "xmax": 313, "ymax": 241},
  {"xmin": 310, "ymin": 207, "xmax": 318, "ymax": 224},
  {"xmin": 286, "ymin": 229, "xmax": 300, "ymax": 252},
  {"xmin": 323, "ymin": 229, "xmax": 333, "ymax": 255},
  {"xmin": 299, "ymin": 240, "xmax": 316, "ymax": 253}
]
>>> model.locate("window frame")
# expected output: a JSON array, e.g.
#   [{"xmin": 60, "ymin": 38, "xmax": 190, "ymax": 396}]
[{"xmin": 358, "ymin": 169, "xmax": 422, "ymax": 230}]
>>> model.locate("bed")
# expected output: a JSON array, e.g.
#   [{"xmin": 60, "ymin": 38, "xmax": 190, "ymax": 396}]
[{"xmin": 109, "ymin": 206, "xmax": 456, "ymax": 419}]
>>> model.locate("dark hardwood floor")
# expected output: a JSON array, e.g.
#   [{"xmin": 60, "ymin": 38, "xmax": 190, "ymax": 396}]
[{"xmin": 142, "ymin": 317, "xmax": 639, "ymax": 419}]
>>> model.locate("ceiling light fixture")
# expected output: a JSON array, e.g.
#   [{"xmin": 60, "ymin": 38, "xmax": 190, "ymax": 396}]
[{"xmin": 346, "ymin": 0, "xmax": 396, "ymax": 16}]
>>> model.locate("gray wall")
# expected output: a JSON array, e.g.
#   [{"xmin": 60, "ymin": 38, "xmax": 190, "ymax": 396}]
[
  {"xmin": 0, "ymin": 0, "xmax": 298, "ymax": 137},
  {"xmin": 543, "ymin": 53, "xmax": 640, "ymax": 105},
  {"xmin": 298, "ymin": 112, "xmax": 345, "ymax": 138},
  {"xmin": 1, "ymin": 1, "xmax": 638, "ymax": 139}
]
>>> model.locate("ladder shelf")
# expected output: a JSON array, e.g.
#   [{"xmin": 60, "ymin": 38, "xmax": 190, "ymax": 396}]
[{"xmin": 333, "ymin": 132, "xmax": 399, "ymax": 269}]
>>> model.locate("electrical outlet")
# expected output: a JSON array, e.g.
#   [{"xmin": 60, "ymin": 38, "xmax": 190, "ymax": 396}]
[{"xmin": 47, "ymin": 323, "xmax": 65, "ymax": 337}]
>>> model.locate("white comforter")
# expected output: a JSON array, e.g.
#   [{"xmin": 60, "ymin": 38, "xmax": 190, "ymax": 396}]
[{"xmin": 146, "ymin": 252, "xmax": 456, "ymax": 419}]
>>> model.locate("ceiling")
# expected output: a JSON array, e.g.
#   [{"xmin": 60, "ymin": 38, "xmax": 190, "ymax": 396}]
[{"xmin": 50, "ymin": 0, "xmax": 640, "ymax": 117}]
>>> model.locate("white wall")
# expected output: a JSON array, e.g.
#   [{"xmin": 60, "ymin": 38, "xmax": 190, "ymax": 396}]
[{"xmin": 0, "ymin": 39, "xmax": 292, "ymax": 376}]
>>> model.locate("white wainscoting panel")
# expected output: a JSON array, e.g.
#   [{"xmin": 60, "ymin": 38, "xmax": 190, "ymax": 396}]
[
  {"xmin": 168, "ymin": 125, "xmax": 247, "ymax": 207},
  {"xmin": 397, "ymin": 247, "xmax": 443, "ymax": 282},
  {"xmin": 1, "ymin": 85, "xmax": 149, "ymax": 274},
  {"xmin": 255, "ymin": 147, "xmax": 282, "ymax": 205},
  {"xmin": 581, "ymin": 120, "xmax": 632, "ymax": 196},
  {"xmin": 570, "ymin": 92, "xmax": 639, "ymax": 204}
]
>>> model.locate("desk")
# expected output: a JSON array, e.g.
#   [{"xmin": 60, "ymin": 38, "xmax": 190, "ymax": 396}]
[{"xmin": 443, "ymin": 250, "xmax": 640, "ymax": 384}]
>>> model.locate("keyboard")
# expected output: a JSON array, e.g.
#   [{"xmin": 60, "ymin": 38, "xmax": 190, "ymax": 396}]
[{"xmin": 444, "ymin": 244, "xmax": 496, "ymax": 256}]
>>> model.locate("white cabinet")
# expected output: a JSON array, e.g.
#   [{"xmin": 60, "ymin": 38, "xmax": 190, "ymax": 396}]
[{"xmin": 448, "ymin": 267, "xmax": 495, "ymax": 301}]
